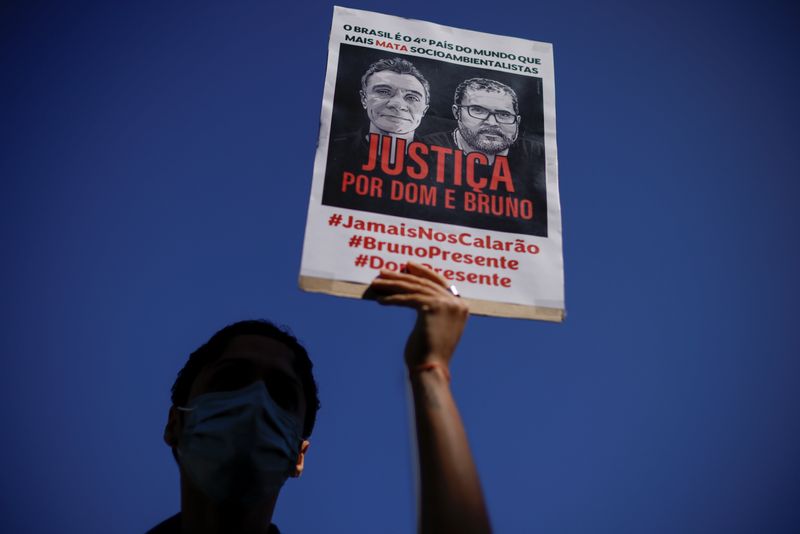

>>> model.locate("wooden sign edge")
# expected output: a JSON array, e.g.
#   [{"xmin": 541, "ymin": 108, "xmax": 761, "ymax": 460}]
[{"xmin": 299, "ymin": 275, "xmax": 564, "ymax": 323}]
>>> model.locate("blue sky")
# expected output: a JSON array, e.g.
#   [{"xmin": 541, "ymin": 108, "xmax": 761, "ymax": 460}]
[{"xmin": 1, "ymin": 1, "xmax": 799, "ymax": 533}]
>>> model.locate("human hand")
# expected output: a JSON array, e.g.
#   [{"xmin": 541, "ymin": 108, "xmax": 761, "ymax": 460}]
[{"xmin": 366, "ymin": 262, "xmax": 469, "ymax": 370}]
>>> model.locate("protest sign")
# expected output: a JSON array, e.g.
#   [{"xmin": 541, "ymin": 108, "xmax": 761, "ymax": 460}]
[{"xmin": 300, "ymin": 6, "xmax": 564, "ymax": 321}]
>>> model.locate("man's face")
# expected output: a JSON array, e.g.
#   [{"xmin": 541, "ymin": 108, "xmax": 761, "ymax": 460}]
[
  {"xmin": 187, "ymin": 335, "xmax": 307, "ymax": 427},
  {"xmin": 164, "ymin": 334, "xmax": 312, "ymax": 494},
  {"xmin": 455, "ymin": 89, "xmax": 520, "ymax": 155},
  {"xmin": 360, "ymin": 70, "xmax": 429, "ymax": 136}
]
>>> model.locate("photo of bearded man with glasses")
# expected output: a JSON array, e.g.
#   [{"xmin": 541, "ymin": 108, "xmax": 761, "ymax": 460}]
[
  {"xmin": 423, "ymin": 77, "xmax": 549, "ymax": 237},
  {"xmin": 452, "ymin": 78, "xmax": 522, "ymax": 163}
]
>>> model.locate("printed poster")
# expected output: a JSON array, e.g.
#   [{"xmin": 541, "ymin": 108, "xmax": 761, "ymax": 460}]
[{"xmin": 300, "ymin": 6, "xmax": 564, "ymax": 321}]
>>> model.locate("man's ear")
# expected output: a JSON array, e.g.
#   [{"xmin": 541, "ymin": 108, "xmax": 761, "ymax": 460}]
[
  {"xmin": 291, "ymin": 440, "xmax": 311, "ymax": 478},
  {"xmin": 452, "ymin": 104, "xmax": 459, "ymax": 120},
  {"xmin": 163, "ymin": 406, "xmax": 181, "ymax": 448},
  {"xmin": 360, "ymin": 90, "xmax": 367, "ymax": 109}
]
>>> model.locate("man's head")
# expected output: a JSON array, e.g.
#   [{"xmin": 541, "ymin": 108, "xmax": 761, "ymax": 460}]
[
  {"xmin": 164, "ymin": 320, "xmax": 320, "ymax": 491},
  {"xmin": 452, "ymin": 78, "xmax": 521, "ymax": 155},
  {"xmin": 360, "ymin": 57, "xmax": 430, "ymax": 136}
]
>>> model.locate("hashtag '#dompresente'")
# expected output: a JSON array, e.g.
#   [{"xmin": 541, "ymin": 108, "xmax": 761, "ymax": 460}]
[
  {"xmin": 348, "ymin": 235, "xmax": 362, "ymax": 248},
  {"xmin": 328, "ymin": 213, "xmax": 343, "ymax": 226},
  {"xmin": 354, "ymin": 255, "xmax": 368, "ymax": 267}
]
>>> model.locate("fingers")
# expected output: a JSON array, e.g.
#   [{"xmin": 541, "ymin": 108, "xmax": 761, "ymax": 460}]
[
  {"xmin": 375, "ymin": 293, "xmax": 436, "ymax": 310},
  {"xmin": 376, "ymin": 262, "xmax": 448, "ymax": 288},
  {"xmin": 374, "ymin": 263, "xmax": 451, "ymax": 294},
  {"xmin": 370, "ymin": 277, "xmax": 440, "ymax": 297},
  {"xmin": 364, "ymin": 263, "xmax": 460, "ymax": 311},
  {"xmin": 403, "ymin": 262, "xmax": 450, "ymax": 289}
]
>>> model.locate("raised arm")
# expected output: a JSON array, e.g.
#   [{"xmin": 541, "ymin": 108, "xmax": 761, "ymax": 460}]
[{"xmin": 368, "ymin": 262, "xmax": 492, "ymax": 534}]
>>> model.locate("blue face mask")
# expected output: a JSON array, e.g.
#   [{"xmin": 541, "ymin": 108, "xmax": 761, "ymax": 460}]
[{"xmin": 176, "ymin": 381, "xmax": 303, "ymax": 504}]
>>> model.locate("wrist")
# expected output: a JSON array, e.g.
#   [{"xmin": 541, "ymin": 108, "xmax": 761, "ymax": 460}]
[{"xmin": 408, "ymin": 361, "xmax": 451, "ymax": 383}]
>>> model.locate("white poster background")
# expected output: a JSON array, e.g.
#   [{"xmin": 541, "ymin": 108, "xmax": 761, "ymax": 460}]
[{"xmin": 300, "ymin": 6, "xmax": 564, "ymax": 321}]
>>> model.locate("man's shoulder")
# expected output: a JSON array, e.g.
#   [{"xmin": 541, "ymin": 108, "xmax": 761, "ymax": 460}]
[
  {"xmin": 513, "ymin": 135, "xmax": 545, "ymax": 156},
  {"xmin": 145, "ymin": 513, "xmax": 281, "ymax": 533},
  {"xmin": 146, "ymin": 513, "xmax": 180, "ymax": 533},
  {"xmin": 327, "ymin": 131, "xmax": 369, "ymax": 166},
  {"xmin": 420, "ymin": 130, "xmax": 456, "ymax": 149},
  {"xmin": 330, "ymin": 131, "xmax": 366, "ymax": 147}
]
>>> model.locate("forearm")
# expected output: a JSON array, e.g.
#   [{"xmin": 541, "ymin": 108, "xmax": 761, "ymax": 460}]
[
  {"xmin": 367, "ymin": 263, "xmax": 489, "ymax": 532},
  {"xmin": 411, "ymin": 366, "xmax": 491, "ymax": 534}
]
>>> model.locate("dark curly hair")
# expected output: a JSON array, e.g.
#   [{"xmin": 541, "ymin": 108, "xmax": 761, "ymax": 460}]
[
  {"xmin": 170, "ymin": 319, "xmax": 320, "ymax": 439},
  {"xmin": 453, "ymin": 78, "xmax": 519, "ymax": 114}
]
